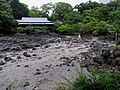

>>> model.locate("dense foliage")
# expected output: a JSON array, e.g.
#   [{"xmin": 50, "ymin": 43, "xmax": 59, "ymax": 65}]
[
  {"xmin": 0, "ymin": 0, "xmax": 120, "ymax": 36},
  {"xmin": 57, "ymin": 71, "xmax": 120, "ymax": 90},
  {"xmin": 16, "ymin": 26, "xmax": 47, "ymax": 34},
  {"xmin": 10, "ymin": 0, "xmax": 29, "ymax": 19},
  {"xmin": 0, "ymin": 0, "xmax": 15, "ymax": 34}
]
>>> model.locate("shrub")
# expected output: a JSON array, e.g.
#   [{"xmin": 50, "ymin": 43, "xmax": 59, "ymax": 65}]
[
  {"xmin": 117, "ymin": 39, "xmax": 120, "ymax": 45},
  {"xmin": 79, "ymin": 23, "xmax": 95, "ymax": 35},
  {"xmin": 16, "ymin": 26, "xmax": 47, "ymax": 34},
  {"xmin": 94, "ymin": 21, "xmax": 109, "ymax": 35},
  {"xmin": 70, "ymin": 23, "xmax": 83, "ymax": 34},
  {"xmin": 111, "ymin": 45, "xmax": 120, "ymax": 50},
  {"xmin": 57, "ymin": 71, "xmax": 120, "ymax": 90},
  {"xmin": 57, "ymin": 24, "xmax": 71, "ymax": 34}
]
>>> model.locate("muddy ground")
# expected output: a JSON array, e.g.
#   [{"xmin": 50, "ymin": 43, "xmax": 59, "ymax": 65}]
[{"xmin": 0, "ymin": 34, "xmax": 115, "ymax": 90}]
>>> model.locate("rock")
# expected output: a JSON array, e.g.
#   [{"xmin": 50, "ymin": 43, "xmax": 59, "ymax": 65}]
[
  {"xmin": 32, "ymin": 54, "xmax": 37, "ymax": 56},
  {"xmin": 34, "ymin": 71, "xmax": 41, "ymax": 75},
  {"xmin": 71, "ymin": 63, "xmax": 74, "ymax": 67},
  {"xmin": 113, "ymin": 49, "xmax": 120, "ymax": 58},
  {"xmin": 0, "ymin": 60, "xmax": 6, "ymax": 65},
  {"xmin": 56, "ymin": 64, "xmax": 59, "ymax": 66},
  {"xmin": 38, "ymin": 57, "xmax": 42, "ymax": 59},
  {"xmin": 80, "ymin": 61, "xmax": 87, "ymax": 67},
  {"xmin": 11, "ymin": 60, "xmax": 16, "ymax": 63},
  {"xmin": 0, "ymin": 67, "xmax": 2, "ymax": 71},
  {"xmin": 87, "ymin": 66, "xmax": 96, "ymax": 72},
  {"xmin": 44, "ymin": 44, "xmax": 50, "ymax": 48},
  {"xmin": 24, "ymin": 82, "xmax": 30, "ymax": 87},
  {"xmin": 55, "ymin": 38, "xmax": 62, "ymax": 43},
  {"xmin": 0, "ymin": 55, "xmax": 3, "ymax": 58},
  {"xmin": 93, "ymin": 57, "xmax": 103, "ymax": 65},
  {"xmin": 21, "ymin": 43, "xmax": 32, "ymax": 49},
  {"xmin": 32, "ymin": 47, "xmax": 37, "ymax": 50},
  {"xmin": 67, "ymin": 69, "xmax": 70, "ymax": 71},
  {"xmin": 101, "ymin": 49, "xmax": 111, "ymax": 59},
  {"xmin": 17, "ymin": 56, "xmax": 22, "ymax": 59},
  {"xmin": 36, "ymin": 69, "xmax": 40, "ymax": 71},
  {"xmin": 24, "ymin": 65, "xmax": 29, "ymax": 67},
  {"xmin": 114, "ymin": 57, "xmax": 120, "ymax": 66},
  {"xmin": 89, "ymin": 41, "xmax": 97, "ymax": 47},
  {"xmin": 23, "ymin": 52, "xmax": 31, "ymax": 57},
  {"xmin": 17, "ymin": 65, "xmax": 20, "ymax": 67},
  {"xmin": 11, "ymin": 46, "xmax": 21, "ymax": 51},
  {"xmin": 55, "ymin": 46, "xmax": 62, "ymax": 49},
  {"xmin": 4, "ymin": 57, "xmax": 13, "ymax": 61},
  {"xmin": 44, "ymin": 71, "xmax": 49, "ymax": 73},
  {"xmin": 60, "ymin": 56, "xmax": 69, "ymax": 60},
  {"xmin": 106, "ymin": 58, "xmax": 113, "ymax": 65},
  {"xmin": 45, "ymin": 64, "xmax": 52, "ymax": 67},
  {"xmin": 2, "ymin": 47, "xmax": 10, "ymax": 51}
]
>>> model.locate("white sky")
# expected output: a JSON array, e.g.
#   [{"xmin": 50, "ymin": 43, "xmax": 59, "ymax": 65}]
[{"xmin": 20, "ymin": 0, "xmax": 100, "ymax": 9}]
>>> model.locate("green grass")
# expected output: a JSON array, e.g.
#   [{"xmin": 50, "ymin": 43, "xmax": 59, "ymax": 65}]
[
  {"xmin": 111, "ymin": 45, "xmax": 120, "ymax": 50},
  {"xmin": 56, "ymin": 71, "xmax": 120, "ymax": 90}
]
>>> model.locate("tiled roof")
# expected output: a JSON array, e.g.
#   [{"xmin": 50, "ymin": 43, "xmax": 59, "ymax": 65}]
[{"xmin": 18, "ymin": 17, "xmax": 51, "ymax": 23}]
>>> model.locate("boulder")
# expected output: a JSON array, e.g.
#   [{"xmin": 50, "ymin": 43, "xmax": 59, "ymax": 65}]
[
  {"xmin": 0, "ymin": 67, "xmax": 2, "ymax": 71},
  {"xmin": 17, "ymin": 56, "xmax": 22, "ymax": 59},
  {"xmin": 113, "ymin": 49, "xmax": 120, "ymax": 58},
  {"xmin": 32, "ymin": 54, "xmax": 37, "ymax": 56},
  {"xmin": 4, "ymin": 56, "xmax": 13, "ymax": 61},
  {"xmin": 23, "ymin": 52, "xmax": 31, "ymax": 57},
  {"xmin": 93, "ymin": 57, "xmax": 103, "ymax": 65},
  {"xmin": 23, "ymin": 82, "xmax": 30, "ymax": 87},
  {"xmin": 0, "ymin": 60, "xmax": 6, "ymax": 65},
  {"xmin": 101, "ymin": 49, "xmax": 111, "ymax": 59}
]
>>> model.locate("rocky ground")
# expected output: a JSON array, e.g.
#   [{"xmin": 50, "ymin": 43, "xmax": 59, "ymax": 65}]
[{"xmin": 0, "ymin": 34, "xmax": 116, "ymax": 90}]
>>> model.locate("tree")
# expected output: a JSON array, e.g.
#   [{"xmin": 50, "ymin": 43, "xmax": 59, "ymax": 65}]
[
  {"xmin": 0, "ymin": 0, "xmax": 15, "ymax": 34},
  {"xmin": 63, "ymin": 11, "xmax": 83, "ymax": 24},
  {"xmin": 29, "ymin": 6, "xmax": 47, "ymax": 17},
  {"xmin": 10, "ymin": 0, "xmax": 29, "ymax": 19},
  {"xmin": 52, "ymin": 2, "xmax": 73, "ymax": 21},
  {"xmin": 40, "ymin": 2, "xmax": 54, "ymax": 16},
  {"xmin": 75, "ymin": 1, "xmax": 103, "ymax": 13},
  {"xmin": 109, "ymin": 9, "xmax": 120, "ymax": 41},
  {"xmin": 82, "ymin": 9, "xmax": 94, "ymax": 23}
]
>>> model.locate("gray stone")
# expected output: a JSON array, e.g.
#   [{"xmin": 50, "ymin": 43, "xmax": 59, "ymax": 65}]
[
  {"xmin": 0, "ymin": 60, "xmax": 6, "ymax": 65},
  {"xmin": 11, "ymin": 60, "xmax": 16, "ymax": 63},
  {"xmin": 93, "ymin": 57, "xmax": 103, "ymax": 65},
  {"xmin": 80, "ymin": 61, "xmax": 87, "ymax": 67},
  {"xmin": 17, "ymin": 56, "xmax": 22, "ymax": 59},
  {"xmin": 4, "ymin": 57, "xmax": 13, "ymax": 61},
  {"xmin": 0, "ymin": 67, "xmax": 2, "ymax": 71},
  {"xmin": 24, "ymin": 82, "xmax": 30, "ymax": 87},
  {"xmin": 24, "ymin": 65, "xmax": 29, "ymax": 67},
  {"xmin": 113, "ymin": 49, "xmax": 120, "ymax": 58},
  {"xmin": 32, "ymin": 47, "xmax": 37, "ymax": 50},
  {"xmin": 23, "ymin": 52, "xmax": 31, "ymax": 57},
  {"xmin": 34, "ymin": 71, "xmax": 41, "ymax": 75},
  {"xmin": 102, "ymin": 49, "xmax": 111, "ymax": 59},
  {"xmin": 32, "ymin": 54, "xmax": 37, "ymax": 56},
  {"xmin": 38, "ymin": 57, "xmax": 42, "ymax": 59}
]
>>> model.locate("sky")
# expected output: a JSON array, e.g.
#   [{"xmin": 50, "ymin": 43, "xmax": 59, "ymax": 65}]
[{"xmin": 20, "ymin": 0, "xmax": 102, "ymax": 9}]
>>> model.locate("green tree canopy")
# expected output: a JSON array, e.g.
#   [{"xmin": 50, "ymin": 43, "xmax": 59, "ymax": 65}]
[
  {"xmin": 29, "ymin": 6, "xmax": 47, "ymax": 17},
  {"xmin": 10, "ymin": 0, "xmax": 29, "ymax": 19},
  {"xmin": 63, "ymin": 11, "xmax": 83, "ymax": 24},
  {"xmin": 52, "ymin": 2, "xmax": 73, "ymax": 21},
  {"xmin": 0, "ymin": 0, "xmax": 15, "ymax": 34},
  {"xmin": 75, "ymin": 1, "xmax": 103, "ymax": 13},
  {"xmin": 40, "ymin": 2, "xmax": 54, "ymax": 15}
]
